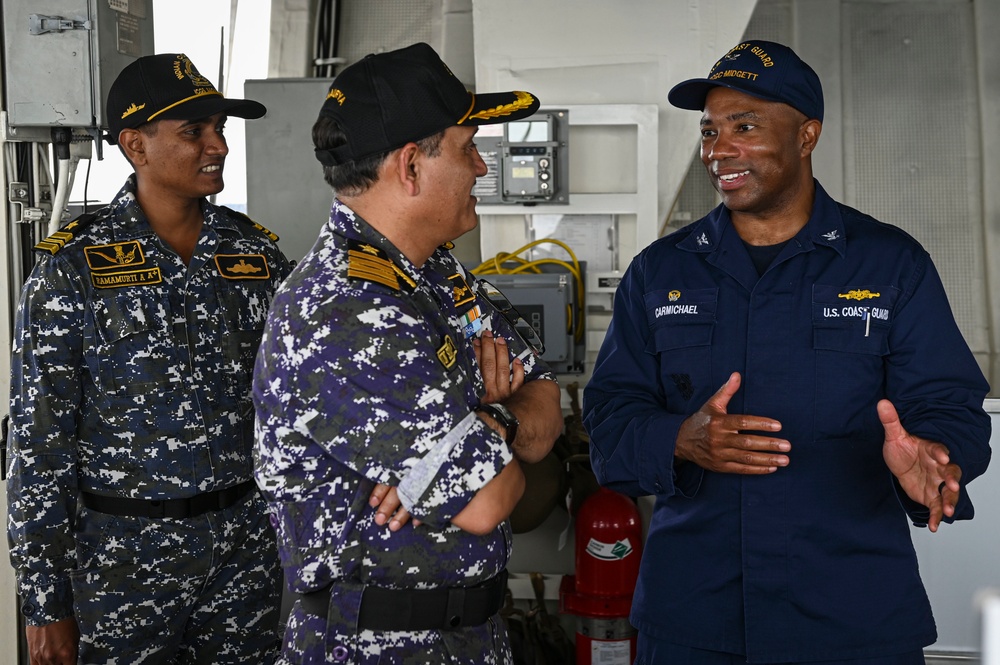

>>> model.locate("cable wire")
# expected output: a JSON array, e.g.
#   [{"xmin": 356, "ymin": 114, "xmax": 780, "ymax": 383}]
[{"xmin": 471, "ymin": 238, "xmax": 585, "ymax": 341}]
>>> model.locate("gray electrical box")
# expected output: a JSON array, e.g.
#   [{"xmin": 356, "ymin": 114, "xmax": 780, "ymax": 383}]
[
  {"xmin": 2, "ymin": 0, "xmax": 154, "ymax": 133},
  {"xmin": 488, "ymin": 265, "xmax": 585, "ymax": 374},
  {"xmin": 473, "ymin": 109, "xmax": 569, "ymax": 205}
]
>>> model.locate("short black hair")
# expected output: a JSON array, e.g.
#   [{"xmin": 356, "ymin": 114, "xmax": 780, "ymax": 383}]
[{"xmin": 312, "ymin": 115, "xmax": 444, "ymax": 197}]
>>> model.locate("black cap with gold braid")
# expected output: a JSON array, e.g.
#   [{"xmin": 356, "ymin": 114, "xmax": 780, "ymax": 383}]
[
  {"xmin": 106, "ymin": 54, "xmax": 266, "ymax": 146},
  {"xmin": 315, "ymin": 42, "xmax": 540, "ymax": 166}
]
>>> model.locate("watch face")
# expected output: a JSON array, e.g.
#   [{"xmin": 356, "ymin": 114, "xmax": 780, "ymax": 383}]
[{"xmin": 493, "ymin": 404, "xmax": 516, "ymax": 424}]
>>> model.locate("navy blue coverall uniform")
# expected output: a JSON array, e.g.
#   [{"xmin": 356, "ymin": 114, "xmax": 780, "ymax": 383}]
[{"xmin": 583, "ymin": 181, "xmax": 992, "ymax": 662}]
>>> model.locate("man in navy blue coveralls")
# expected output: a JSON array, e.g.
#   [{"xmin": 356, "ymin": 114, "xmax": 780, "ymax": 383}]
[{"xmin": 583, "ymin": 40, "xmax": 992, "ymax": 664}]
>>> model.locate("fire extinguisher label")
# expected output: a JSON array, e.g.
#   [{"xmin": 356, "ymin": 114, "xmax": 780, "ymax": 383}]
[
  {"xmin": 590, "ymin": 639, "xmax": 631, "ymax": 664},
  {"xmin": 585, "ymin": 537, "xmax": 634, "ymax": 561}
]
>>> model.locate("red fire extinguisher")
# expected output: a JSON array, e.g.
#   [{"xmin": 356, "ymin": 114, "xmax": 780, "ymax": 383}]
[{"xmin": 559, "ymin": 487, "xmax": 643, "ymax": 665}]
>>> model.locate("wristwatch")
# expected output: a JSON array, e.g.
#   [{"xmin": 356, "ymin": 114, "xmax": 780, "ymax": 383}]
[{"xmin": 475, "ymin": 403, "xmax": 519, "ymax": 445}]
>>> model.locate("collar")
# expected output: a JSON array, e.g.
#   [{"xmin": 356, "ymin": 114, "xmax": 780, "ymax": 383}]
[
  {"xmin": 329, "ymin": 198, "xmax": 422, "ymax": 291},
  {"xmin": 677, "ymin": 180, "xmax": 846, "ymax": 258},
  {"xmin": 108, "ymin": 174, "xmax": 235, "ymax": 239}
]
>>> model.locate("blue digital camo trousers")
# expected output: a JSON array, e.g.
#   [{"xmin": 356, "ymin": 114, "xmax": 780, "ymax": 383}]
[{"xmin": 70, "ymin": 491, "xmax": 282, "ymax": 664}]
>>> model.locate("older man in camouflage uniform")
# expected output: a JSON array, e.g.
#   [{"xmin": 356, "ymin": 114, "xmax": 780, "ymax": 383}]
[
  {"xmin": 6, "ymin": 54, "xmax": 291, "ymax": 664},
  {"xmin": 253, "ymin": 42, "xmax": 564, "ymax": 664}
]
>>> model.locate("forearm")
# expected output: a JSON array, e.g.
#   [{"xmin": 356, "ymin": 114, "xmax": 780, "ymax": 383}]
[
  {"xmin": 502, "ymin": 378, "xmax": 562, "ymax": 463},
  {"xmin": 7, "ymin": 451, "xmax": 79, "ymax": 624},
  {"xmin": 450, "ymin": 458, "xmax": 525, "ymax": 535}
]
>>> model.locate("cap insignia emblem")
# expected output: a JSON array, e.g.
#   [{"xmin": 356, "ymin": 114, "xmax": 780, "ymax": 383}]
[
  {"xmin": 122, "ymin": 102, "xmax": 146, "ymax": 119},
  {"xmin": 174, "ymin": 54, "xmax": 215, "ymax": 90},
  {"xmin": 468, "ymin": 91, "xmax": 536, "ymax": 122}
]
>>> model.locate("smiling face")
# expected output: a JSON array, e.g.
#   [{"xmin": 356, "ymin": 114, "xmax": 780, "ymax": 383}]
[
  {"xmin": 699, "ymin": 86, "xmax": 820, "ymax": 235},
  {"xmin": 128, "ymin": 112, "xmax": 231, "ymax": 201}
]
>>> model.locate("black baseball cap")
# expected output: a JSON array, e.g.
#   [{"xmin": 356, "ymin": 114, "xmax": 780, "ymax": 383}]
[
  {"xmin": 106, "ymin": 53, "xmax": 266, "ymax": 145},
  {"xmin": 668, "ymin": 40, "xmax": 824, "ymax": 122},
  {"xmin": 314, "ymin": 42, "xmax": 541, "ymax": 166}
]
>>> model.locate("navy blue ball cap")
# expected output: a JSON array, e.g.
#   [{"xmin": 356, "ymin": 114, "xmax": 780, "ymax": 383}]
[
  {"xmin": 668, "ymin": 40, "xmax": 824, "ymax": 122},
  {"xmin": 315, "ymin": 42, "xmax": 540, "ymax": 166}
]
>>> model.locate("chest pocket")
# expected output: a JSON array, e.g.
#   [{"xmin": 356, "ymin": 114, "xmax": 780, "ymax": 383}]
[
  {"xmin": 812, "ymin": 285, "xmax": 898, "ymax": 355},
  {"xmin": 644, "ymin": 288, "xmax": 717, "ymax": 405},
  {"xmin": 91, "ymin": 289, "xmax": 177, "ymax": 396},
  {"xmin": 217, "ymin": 278, "xmax": 274, "ymax": 390},
  {"xmin": 812, "ymin": 284, "xmax": 899, "ymax": 437}
]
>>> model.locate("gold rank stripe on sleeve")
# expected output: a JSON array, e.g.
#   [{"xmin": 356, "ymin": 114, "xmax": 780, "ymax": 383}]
[
  {"xmin": 348, "ymin": 249, "xmax": 399, "ymax": 290},
  {"xmin": 215, "ymin": 254, "xmax": 272, "ymax": 280}
]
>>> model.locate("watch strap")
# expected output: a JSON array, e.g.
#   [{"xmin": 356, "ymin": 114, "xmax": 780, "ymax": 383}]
[{"xmin": 475, "ymin": 403, "xmax": 519, "ymax": 445}]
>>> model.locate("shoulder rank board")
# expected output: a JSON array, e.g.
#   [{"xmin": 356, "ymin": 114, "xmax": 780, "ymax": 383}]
[
  {"xmin": 34, "ymin": 213, "xmax": 99, "ymax": 255},
  {"xmin": 221, "ymin": 205, "xmax": 280, "ymax": 242},
  {"xmin": 347, "ymin": 239, "xmax": 415, "ymax": 291}
]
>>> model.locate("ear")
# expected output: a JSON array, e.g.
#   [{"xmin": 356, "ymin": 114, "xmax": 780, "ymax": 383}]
[
  {"xmin": 391, "ymin": 142, "xmax": 422, "ymax": 196},
  {"xmin": 799, "ymin": 118, "xmax": 822, "ymax": 157},
  {"xmin": 119, "ymin": 129, "xmax": 147, "ymax": 166}
]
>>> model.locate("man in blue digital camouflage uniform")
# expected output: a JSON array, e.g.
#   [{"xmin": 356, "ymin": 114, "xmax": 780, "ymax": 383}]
[
  {"xmin": 584, "ymin": 40, "xmax": 992, "ymax": 664},
  {"xmin": 7, "ymin": 53, "xmax": 291, "ymax": 664},
  {"xmin": 253, "ymin": 42, "xmax": 564, "ymax": 664}
]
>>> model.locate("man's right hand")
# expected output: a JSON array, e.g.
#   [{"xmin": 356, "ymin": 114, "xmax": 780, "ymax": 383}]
[
  {"xmin": 675, "ymin": 372, "xmax": 791, "ymax": 474},
  {"xmin": 26, "ymin": 616, "xmax": 79, "ymax": 665}
]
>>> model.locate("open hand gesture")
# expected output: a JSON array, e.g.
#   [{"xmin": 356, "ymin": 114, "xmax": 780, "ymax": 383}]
[{"xmin": 879, "ymin": 399, "xmax": 960, "ymax": 532}]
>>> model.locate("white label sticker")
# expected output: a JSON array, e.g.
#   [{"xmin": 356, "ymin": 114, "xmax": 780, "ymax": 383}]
[{"xmin": 591, "ymin": 639, "xmax": 631, "ymax": 664}]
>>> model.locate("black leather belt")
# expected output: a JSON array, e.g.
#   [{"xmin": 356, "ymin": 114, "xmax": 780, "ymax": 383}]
[
  {"xmin": 298, "ymin": 570, "xmax": 508, "ymax": 631},
  {"xmin": 80, "ymin": 480, "xmax": 255, "ymax": 519}
]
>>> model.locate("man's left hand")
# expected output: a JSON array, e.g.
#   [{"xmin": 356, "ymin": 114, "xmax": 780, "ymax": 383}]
[
  {"xmin": 473, "ymin": 329, "xmax": 524, "ymax": 403},
  {"xmin": 879, "ymin": 399, "xmax": 961, "ymax": 532}
]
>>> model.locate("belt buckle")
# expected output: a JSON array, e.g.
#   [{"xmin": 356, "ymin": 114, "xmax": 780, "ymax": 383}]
[
  {"xmin": 444, "ymin": 587, "xmax": 467, "ymax": 629},
  {"xmin": 148, "ymin": 499, "xmax": 166, "ymax": 519}
]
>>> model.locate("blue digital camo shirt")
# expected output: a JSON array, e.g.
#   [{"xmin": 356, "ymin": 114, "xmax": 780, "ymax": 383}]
[
  {"xmin": 253, "ymin": 199, "xmax": 556, "ymax": 661},
  {"xmin": 6, "ymin": 175, "xmax": 292, "ymax": 625}
]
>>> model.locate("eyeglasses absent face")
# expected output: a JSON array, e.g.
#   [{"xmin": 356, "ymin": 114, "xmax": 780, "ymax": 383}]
[{"xmin": 475, "ymin": 279, "xmax": 546, "ymax": 356}]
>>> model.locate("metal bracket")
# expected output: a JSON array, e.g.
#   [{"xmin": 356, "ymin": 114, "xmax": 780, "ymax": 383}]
[
  {"xmin": 8, "ymin": 182, "xmax": 49, "ymax": 224},
  {"xmin": 29, "ymin": 14, "xmax": 93, "ymax": 35}
]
